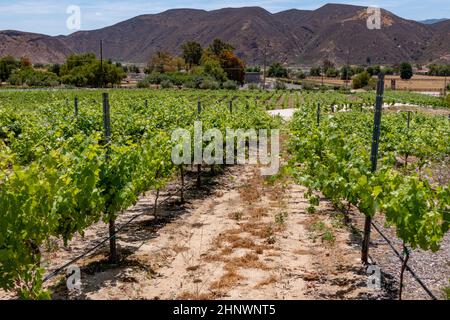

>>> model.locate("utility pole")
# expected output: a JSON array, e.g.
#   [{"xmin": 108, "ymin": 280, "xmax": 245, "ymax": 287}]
[
  {"xmin": 321, "ymin": 66, "xmax": 324, "ymax": 86},
  {"xmin": 100, "ymin": 40, "xmax": 103, "ymax": 88},
  {"xmin": 444, "ymin": 74, "xmax": 448, "ymax": 97},
  {"xmin": 345, "ymin": 51, "xmax": 350, "ymax": 89},
  {"xmin": 263, "ymin": 40, "xmax": 268, "ymax": 90}
]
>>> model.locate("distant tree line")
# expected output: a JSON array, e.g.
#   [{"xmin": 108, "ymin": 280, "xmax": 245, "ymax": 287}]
[
  {"xmin": 0, "ymin": 54, "xmax": 126, "ymax": 87},
  {"xmin": 427, "ymin": 64, "xmax": 450, "ymax": 76}
]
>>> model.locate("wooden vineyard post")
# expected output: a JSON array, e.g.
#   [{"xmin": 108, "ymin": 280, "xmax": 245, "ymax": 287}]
[
  {"xmin": 317, "ymin": 103, "xmax": 321, "ymax": 126},
  {"xmin": 361, "ymin": 73, "xmax": 385, "ymax": 264},
  {"xmin": 74, "ymin": 97, "xmax": 78, "ymax": 118},
  {"xmin": 399, "ymin": 244, "xmax": 410, "ymax": 300},
  {"xmin": 180, "ymin": 165, "xmax": 185, "ymax": 203},
  {"xmin": 229, "ymin": 100, "xmax": 233, "ymax": 113},
  {"xmin": 197, "ymin": 97, "xmax": 202, "ymax": 188},
  {"xmin": 197, "ymin": 97, "xmax": 201, "ymax": 114},
  {"xmin": 404, "ymin": 111, "xmax": 412, "ymax": 166},
  {"xmin": 102, "ymin": 92, "xmax": 118, "ymax": 263},
  {"xmin": 145, "ymin": 99, "xmax": 148, "ymax": 108},
  {"xmin": 407, "ymin": 111, "xmax": 411, "ymax": 129}
]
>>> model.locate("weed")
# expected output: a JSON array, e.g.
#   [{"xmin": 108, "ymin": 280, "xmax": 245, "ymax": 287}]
[
  {"xmin": 307, "ymin": 205, "xmax": 316, "ymax": 214},
  {"xmin": 231, "ymin": 211, "xmax": 243, "ymax": 221},
  {"xmin": 322, "ymin": 230, "xmax": 335, "ymax": 244},
  {"xmin": 275, "ymin": 211, "xmax": 288, "ymax": 225}
]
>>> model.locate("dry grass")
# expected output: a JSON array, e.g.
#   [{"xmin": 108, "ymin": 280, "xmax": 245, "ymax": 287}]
[
  {"xmin": 224, "ymin": 253, "xmax": 270, "ymax": 271},
  {"xmin": 239, "ymin": 185, "xmax": 261, "ymax": 203},
  {"xmin": 209, "ymin": 270, "xmax": 245, "ymax": 290},
  {"xmin": 240, "ymin": 222, "xmax": 272, "ymax": 239},
  {"xmin": 231, "ymin": 237, "xmax": 256, "ymax": 249},
  {"xmin": 186, "ymin": 265, "xmax": 200, "ymax": 272},
  {"xmin": 177, "ymin": 291, "xmax": 216, "ymax": 300},
  {"xmin": 172, "ymin": 245, "xmax": 189, "ymax": 253},
  {"xmin": 220, "ymin": 247, "xmax": 233, "ymax": 255},
  {"xmin": 248, "ymin": 207, "xmax": 268, "ymax": 219},
  {"xmin": 255, "ymin": 275, "xmax": 278, "ymax": 288}
]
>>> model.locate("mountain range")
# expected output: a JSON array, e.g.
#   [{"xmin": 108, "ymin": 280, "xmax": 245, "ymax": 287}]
[{"xmin": 1, "ymin": 4, "xmax": 449, "ymax": 66}]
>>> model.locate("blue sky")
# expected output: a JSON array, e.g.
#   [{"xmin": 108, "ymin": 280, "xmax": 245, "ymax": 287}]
[{"xmin": 0, "ymin": 0, "xmax": 449, "ymax": 35}]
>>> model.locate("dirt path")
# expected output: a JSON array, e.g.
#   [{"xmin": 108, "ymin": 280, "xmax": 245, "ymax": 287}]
[
  {"xmin": 267, "ymin": 108, "xmax": 296, "ymax": 120},
  {"xmin": 275, "ymin": 94, "xmax": 286, "ymax": 109},
  {"xmin": 34, "ymin": 154, "xmax": 389, "ymax": 301},
  {"xmin": 43, "ymin": 165, "xmax": 310, "ymax": 300}
]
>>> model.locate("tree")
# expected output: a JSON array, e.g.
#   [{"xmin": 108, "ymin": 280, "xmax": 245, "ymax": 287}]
[
  {"xmin": 322, "ymin": 59, "xmax": 335, "ymax": 74},
  {"xmin": 219, "ymin": 50, "xmax": 245, "ymax": 84},
  {"xmin": 352, "ymin": 66, "xmax": 365, "ymax": 75},
  {"xmin": 246, "ymin": 66, "xmax": 261, "ymax": 72},
  {"xmin": 400, "ymin": 62, "xmax": 413, "ymax": 80},
  {"xmin": 129, "ymin": 65, "xmax": 140, "ymax": 73},
  {"xmin": 268, "ymin": 62, "xmax": 288, "ymax": 78},
  {"xmin": 20, "ymin": 56, "xmax": 32, "ymax": 68},
  {"xmin": 49, "ymin": 64, "xmax": 61, "ymax": 76},
  {"xmin": 60, "ymin": 53, "xmax": 125, "ymax": 87},
  {"xmin": 310, "ymin": 66, "xmax": 321, "ymax": 77},
  {"xmin": 367, "ymin": 65, "xmax": 381, "ymax": 76},
  {"xmin": 326, "ymin": 67, "xmax": 339, "ymax": 78},
  {"xmin": 0, "ymin": 56, "xmax": 20, "ymax": 82},
  {"xmin": 209, "ymin": 39, "xmax": 234, "ymax": 56},
  {"xmin": 145, "ymin": 51, "xmax": 181, "ymax": 74},
  {"xmin": 203, "ymin": 60, "xmax": 228, "ymax": 83},
  {"xmin": 181, "ymin": 41, "xmax": 203, "ymax": 69},
  {"xmin": 340, "ymin": 65, "xmax": 353, "ymax": 80}
]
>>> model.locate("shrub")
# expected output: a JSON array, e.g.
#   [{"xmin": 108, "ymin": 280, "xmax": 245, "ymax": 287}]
[
  {"xmin": 326, "ymin": 67, "xmax": 339, "ymax": 78},
  {"xmin": 140, "ymin": 71, "xmax": 195, "ymax": 87},
  {"xmin": 8, "ymin": 68, "xmax": 59, "ymax": 87},
  {"xmin": 223, "ymin": 80, "xmax": 238, "ymax": 90},
  {"xmin": 137, "ymin": 79, "xmax": 150, "ymax": 88},
  {"xmin": 339, "ymin": 87, "xmax": 351, "ymax": 94},
  {"xmin": 352, "ymin": 71, "xmax": 371, "ymax": 89},
  {"xmin": 199, "ymin": 79, "xmax": 220, "ymax": 90},
  {"xmin": 160, "ymin": 79, "xmax": 173, "ymax": 89},
  {"xmin": 184, "ymin": 80, "xmax": 196, "ymax": 89},
  {"xmin": 382, "ymin": 66, "xmax": 395, "ymax": 75},
  {"xmin": 248, "ymin": 83, "xmax": 260, "ymax": 90},
  {"xmin": 246, "ymin": 66, "xmax": 261, "ymax": 72},
  {"xmin": 295, "ymin": 70, "xmax": 306, "ymax": 79},
  {"xmin": 268, "ymin": 62, "xmax": 288, "ymax": 78},
  {"xmin": 274, "ymin": 81, "xmax": 287, "ymax": 90},
  {"xmin": 302, "ymin": 81, "xmax": 315, "ymax": 90}
]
